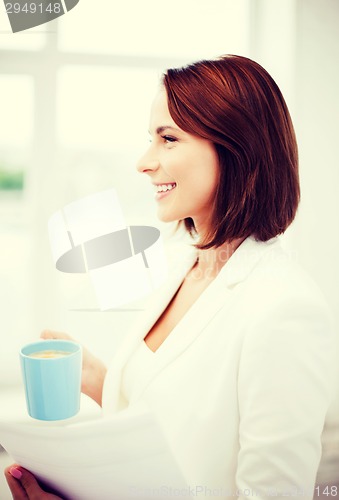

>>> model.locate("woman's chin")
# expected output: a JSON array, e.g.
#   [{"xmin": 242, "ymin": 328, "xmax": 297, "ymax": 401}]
[{"xmin": 156, "ymin": 209, "xmax": 178, "ymax": 223}]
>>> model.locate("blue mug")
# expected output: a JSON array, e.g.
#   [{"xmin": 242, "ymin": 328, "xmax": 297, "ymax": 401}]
[{"xmin": 20, "ymin": 339, "xmax": 82, "ymax": 421}]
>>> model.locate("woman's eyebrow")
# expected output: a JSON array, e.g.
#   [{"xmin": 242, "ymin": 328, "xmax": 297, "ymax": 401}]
[{"xmin": 148, "ymin": 126, "xmax": 181, "ymax": 135}]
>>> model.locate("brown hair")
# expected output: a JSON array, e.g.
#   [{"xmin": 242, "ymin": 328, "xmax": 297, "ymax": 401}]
[{"xmin": 163, "ymin": 55, "xmax": 300, "ymax": 249}]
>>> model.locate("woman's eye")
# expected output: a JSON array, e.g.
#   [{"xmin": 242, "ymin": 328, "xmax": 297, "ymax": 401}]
[{"xmin": 162, "ymin": 135, "xmax": 177, "ymax": 143}]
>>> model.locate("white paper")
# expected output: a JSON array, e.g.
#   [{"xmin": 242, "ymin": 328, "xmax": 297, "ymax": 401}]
[{"xmin": 0, "ymin": 407, "xmax": 187, "ymax": 500}]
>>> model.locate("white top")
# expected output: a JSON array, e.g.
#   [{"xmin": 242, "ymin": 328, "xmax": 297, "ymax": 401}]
[{"xmin": 121, "ymin": 341, "xmax": 156, "ymax": 404}]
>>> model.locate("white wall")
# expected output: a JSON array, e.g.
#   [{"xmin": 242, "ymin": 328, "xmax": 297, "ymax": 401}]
[
  {"xmin": 293, "ymin": 0, "xmax": 339, "ymax": 316},
  {"xmin": 294, "ymin": 0, "xmax": 339, "ymax": 420}
]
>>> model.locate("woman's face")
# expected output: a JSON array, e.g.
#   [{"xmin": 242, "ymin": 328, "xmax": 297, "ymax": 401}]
[{"xmin": 136, "ymin": 90, "xmax": 219, "ymax": 232}]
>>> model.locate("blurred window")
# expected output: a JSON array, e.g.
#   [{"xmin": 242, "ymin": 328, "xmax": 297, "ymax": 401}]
[
  {"xmin": 58, "ymin": 0, "xmax": 249, "ymax": 58},
  {"xmin": 57, "ymin": 66, "xmax": 159, "ymax": 150},
  {"xmin": 0, "ymin": 75, "xmax": 33, "ymax": 192}
]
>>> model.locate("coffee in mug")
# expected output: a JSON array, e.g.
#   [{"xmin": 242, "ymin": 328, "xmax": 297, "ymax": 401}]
[
  {"xmin": 28, "ymin": 350, "xmax": 72, "ymax": 359},
  {"xmin": 20, "ymin": 339, "xmax": 82, "ymax": 420}
]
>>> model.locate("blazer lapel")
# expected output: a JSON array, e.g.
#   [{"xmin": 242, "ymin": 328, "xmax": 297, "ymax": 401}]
[
  {"xmin": 102, "ymin": 243, "xmax": 198, "ymax": 413},
  {"xmin": 127, "ymin": 273, "xmax": 235, "ymax": 405}
]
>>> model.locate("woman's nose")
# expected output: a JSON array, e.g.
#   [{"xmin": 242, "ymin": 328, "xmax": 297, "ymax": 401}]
[{"xmin": 136, "ymin": 149, "xmax": 160, "ymax": 174}]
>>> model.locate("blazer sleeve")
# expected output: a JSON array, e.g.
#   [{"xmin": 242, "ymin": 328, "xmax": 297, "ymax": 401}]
[{"xmin": 236, "ymin": 291, "xmax": 336, "ymax": 500}]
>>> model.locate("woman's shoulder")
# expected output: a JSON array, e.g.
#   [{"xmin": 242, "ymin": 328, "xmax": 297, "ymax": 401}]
[
  {"xmin": 234, "ymin": 236, "xmax": 332, "ymax": 321},
  {"xmin": 246, "ymin": 236, "xmax": 324, "ymax": 286}
]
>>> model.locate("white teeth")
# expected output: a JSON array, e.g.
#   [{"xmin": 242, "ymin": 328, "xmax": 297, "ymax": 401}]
[{"xmin": 156, "ymin": 183, "xmax": 176, "ymax": 193}]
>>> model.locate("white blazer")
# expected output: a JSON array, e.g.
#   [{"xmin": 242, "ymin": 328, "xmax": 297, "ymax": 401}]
[{"xmin": 102, "ymin": 236, "xmax": 336, "ymax": 499}]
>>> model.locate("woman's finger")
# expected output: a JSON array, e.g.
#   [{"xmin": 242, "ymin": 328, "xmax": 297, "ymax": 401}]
[
  {"xmin": 40, "ymin": 330, "xmax": 72, "ymax": 341},
  {"xmin": 5, "ymin": 465, "xmax": 64, "ymax": 500},
  {"xmin": 13, "ymin": 466, "xmax": 45, "ymax": 500},
  {"xmin": 4, "ymin": 465, "xmax": 28, "ymax": 500}
]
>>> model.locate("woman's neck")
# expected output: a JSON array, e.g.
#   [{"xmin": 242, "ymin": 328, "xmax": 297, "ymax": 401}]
[{"xmin": 194, "ymin": 237, "xmax": 245, "ymax": 280}]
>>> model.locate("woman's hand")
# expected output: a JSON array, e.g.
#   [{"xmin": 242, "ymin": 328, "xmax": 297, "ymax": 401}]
[
  {"xmin": 4, "ymin": 465, "xmax": 63, "ymax": 499},
  {"xmin": 40, "ymin": 330, "xmax": 107, "ymax": 407}
]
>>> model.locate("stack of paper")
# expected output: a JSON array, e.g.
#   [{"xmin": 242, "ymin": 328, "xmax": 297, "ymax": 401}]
[{"xmin": 0, "ymin": 407, "xmax": 187, "ymax": 500}]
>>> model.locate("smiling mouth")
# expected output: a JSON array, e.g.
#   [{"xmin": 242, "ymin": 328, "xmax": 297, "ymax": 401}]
[
  {"xmin": 155, "ymin": 183, "xmax": 177, "ymax": 193},
  {"xmin": 154, "ymin": 183, "xmax": 177, "ymax": 200}
]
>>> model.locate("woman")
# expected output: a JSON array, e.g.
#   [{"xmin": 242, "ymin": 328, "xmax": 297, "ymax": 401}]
[{"xmin": 5, "ymin": 55, "xmax": 335, "ymax": 499}]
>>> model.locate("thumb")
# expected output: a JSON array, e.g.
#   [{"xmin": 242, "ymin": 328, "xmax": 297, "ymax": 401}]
[{"xmin": 12, "ymin": 467, "xmax": 43, "ymax": 500}]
